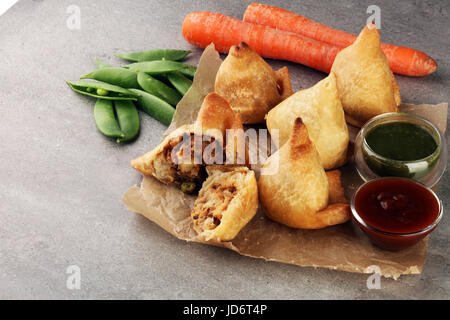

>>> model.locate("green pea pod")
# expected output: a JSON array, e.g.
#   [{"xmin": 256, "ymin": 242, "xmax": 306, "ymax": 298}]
[
  {"xmin": 94, "ymin": 99, "xmax": 124, "ymax": 139},
  {"xmin": 124, "ymin": 60, "xmax": 186, "ymax": 74},
  {"xmin": 115, "ymin": 100, "xmax": 140, "ymax": 143},
  {"xmin": 94, "ymin": 58, "xmax": 112, "ymax": 69},
  {"xmin": 115, "ymin": 49, "xmax": 191, "ymax": 62},
  {"xmin": 179, "ymin": 64, "xmax": 197, "ymax": 79},
  {"xmin": 167, "ymin": 71, "xmax": 192, "ymax": 95},
  {"xmin": 129, "ymin": 89, "xmax": 175, "ymax": 126},
  {"xmin": 137, "ymin": 72, "xmax": 182, "ymax": 106},
  {"xmin": 80, "ymin": 67, "xmax": 139, "ymax": 89},
  {"xmin": 66, "ymin": 80, "xmax": 139, "ymax": 100}
]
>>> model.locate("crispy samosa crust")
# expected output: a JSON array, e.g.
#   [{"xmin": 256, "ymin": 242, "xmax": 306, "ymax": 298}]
[
  {"xmin": 215, "ymin": 42, "xmax": 292, "ymax": 124},
  {"xmin": 331, "ymin": 24, "xmax": 401, "ymax": 127},
  {"xmin": 258, "ymin": 118, "xmax": 351, "ymax": 229},
  {"xmin": 267, "ymin": 73, "xmax": 349, "ymax": 170}
]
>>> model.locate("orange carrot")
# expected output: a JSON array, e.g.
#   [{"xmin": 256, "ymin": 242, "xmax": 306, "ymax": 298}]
[
  {"xmin": 243, "ymin": 3, "xmax": 437, "ymax": 76},
  {"xmin": 182, "ymin": 11, "xmax": 341, "ymax": 73}
]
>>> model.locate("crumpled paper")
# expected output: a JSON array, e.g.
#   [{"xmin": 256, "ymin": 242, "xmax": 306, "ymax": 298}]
[{"xmin": 123, "ymin": 44, "xmax": 448, "ymax": 279}]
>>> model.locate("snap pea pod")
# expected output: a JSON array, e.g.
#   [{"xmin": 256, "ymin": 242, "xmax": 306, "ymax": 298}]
[
  {"xmin": 66, "ymin": 80, "xmax": 139, "ymax": 100},
  {"xmin": 179, "ymin": 64, "xmax": 197, "ymax": 79},
  {"xmin": 115, "ymin": 100, "xmax": 140, "ymax": 143},
  {"xmin": 80, "ymin": 67, "xmax": 139, "ymax": 89},
  {"xmin": 94, "ymin": 99, "xmax": 124, "ymax": 139},
  {"xmin": 124, "ymin": 60, "xmax": 186, "ymax": 74},
  {"xmin": 129, "ymin": 89, "xmax": 175, "ymax": 126},
  {"xmin": 115, "ymin": 49, "xmax": 191, "ymax": 62},
  {"xmin": 167, "ymin": 71, "xmax": 192, "ymax": 95},
  {"xmin": 152, "ymin": 74, "xmax": 175, "ymax": 86},
  {"xmin": 137, "ymin": 72, "xmax": 182, "ymax": 106},
  {"xmin": 94, "ymin": 58, "xmax": 112, "ymax": 69}
]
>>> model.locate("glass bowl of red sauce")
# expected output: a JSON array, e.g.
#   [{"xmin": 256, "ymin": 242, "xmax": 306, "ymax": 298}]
[{"xmin": 351, "ymin": 177, "xmax": 442, "ymax": 251}]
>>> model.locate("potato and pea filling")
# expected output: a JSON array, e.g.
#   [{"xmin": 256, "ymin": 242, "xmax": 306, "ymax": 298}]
[
  {"xmin": 191, "ymin": 166, "xmax": 258, "ymax": 241},
  {"xmin": 150, "ymin": 131, "xmax": 224, "ymax": 193}
]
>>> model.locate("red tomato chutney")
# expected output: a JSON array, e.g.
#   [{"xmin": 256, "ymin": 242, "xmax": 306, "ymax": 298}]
[{"xmin": 352, "ymin": 178, "xmax": 442, "ymax": 251}]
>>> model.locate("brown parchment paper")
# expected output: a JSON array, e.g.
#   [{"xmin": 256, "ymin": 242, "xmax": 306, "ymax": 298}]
[{"xmin": 123, "ymin": 44, "xmax": 448, "ymax": 279}]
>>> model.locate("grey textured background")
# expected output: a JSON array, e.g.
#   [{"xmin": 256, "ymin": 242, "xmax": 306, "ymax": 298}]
[{"xmin": 0, "ymin": 0, "xmax": 449, "ymax": 299}]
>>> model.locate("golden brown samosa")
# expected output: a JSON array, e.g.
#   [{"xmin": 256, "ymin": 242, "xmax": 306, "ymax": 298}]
[
  {"xmin": 258, "ymin": 118, "xmax": 350, "ymax": 229},
  {"xmin": 130, "ymin": 93, "xmax": 244, "ymax": 189},
  {"xmin": 215, "ymin": 42, "xmax": 293, "ymax": 124},
  {"xmin": 266, "ymin": 73, "xmax": 349, "ymax": 169},
  {"xmin": 191, "ymin": 165, "xmax": 258, "ymax": 242},
  {"xmin": 331, "ymin": 24, "xmax": 401, "ymax": 127}
]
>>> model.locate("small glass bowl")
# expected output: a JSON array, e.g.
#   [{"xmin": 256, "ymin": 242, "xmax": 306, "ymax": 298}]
[
  {"xmin": 354, "ymin": 112, "xmax": 447, "ymax": 188},
  {"xmin": 351, "ymin": 177, "xmax": 443, "ymax": 251}
]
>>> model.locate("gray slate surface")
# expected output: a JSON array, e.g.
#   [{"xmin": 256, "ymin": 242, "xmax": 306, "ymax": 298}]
[{"xmin": 0, "ymin": 0, "xmax": 449, "ymax": 299}]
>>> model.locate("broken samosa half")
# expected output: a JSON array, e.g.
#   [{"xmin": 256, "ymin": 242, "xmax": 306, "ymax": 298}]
[
  {"xmin": 191, "ymin": 165, "xmax": 258, "ymax": 242},
  {"xmin": 215, "ymin": 42, "xmax": 293, "ymax": 124},
  {"xmin": 130, "ymin": 93, "xmax": 245, "ymax": 191},
  {"xmin": 266, "ymin": 73, "xmax": 349, "ymax": 170},
  {"xmin": 331, "ymin": 24, "xmax": 401, "ymax": 127},
  {"xmin": 258, "ymin": 118, "xmax": 350, "ymax": 229}
]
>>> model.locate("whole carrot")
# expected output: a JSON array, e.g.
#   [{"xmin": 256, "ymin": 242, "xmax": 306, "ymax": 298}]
[
  {"xmin": 182, "ymin": 11, "xmax": 340, "ymax": 73},
  {"xmin": 243, "ymin": 3, "xmax": 437, "ymax": 76}
]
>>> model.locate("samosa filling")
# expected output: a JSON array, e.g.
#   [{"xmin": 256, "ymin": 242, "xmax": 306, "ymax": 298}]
[
  {"xmin": 153, "ymin": 133, "xmax": 223, "ymax": 192},
  {"xmin": 192, "ymin": 173, "xmax": 239, "ymax": 232}
]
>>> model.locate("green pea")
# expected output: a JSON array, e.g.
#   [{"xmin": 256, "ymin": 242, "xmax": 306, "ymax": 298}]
[
  {"xmin": 66, "ymin": 80, "xmax": 139, "ymax": 100},
  {"xmin": 179, "ymin": 64, "xmax": 197, "ymax": 79},
  {"xmin": 124, "ymin": 60, "xmax": 186, "ymax": 74},
  {"xmin": 180, "ymin": 181, "xmax": 196, "ymax": 194},
  {"xmin": 96, "ymin": 88, "xmax": 109, "ymax": 96},
  {"xmin": 129, "ymin": 89, "xmax": 175, "ymax": 126},
  {"xmin": 94, "ymin": 99, "xmax": 124, "ymax": 139},
  {"xmin": 114, "ymin": 100, "xmax": 140, "ymax": 143},
  {"xmin": 167, "ymin": 71, "xmax": 192, "ymax": 95},
  {"xmin": 115, "ymin": 49, "xmax": 191, "ymax": 62},
  {"xmin": 80, "ymin": 67, "xmax": 139, "ymax": 89},
  {"xmin": 137, "ymin": 72, "xmax": 182, "ymax": 106}
]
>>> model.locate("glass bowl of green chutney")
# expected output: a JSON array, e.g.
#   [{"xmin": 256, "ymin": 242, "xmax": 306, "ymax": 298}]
[{"xmin": 354, "ymin": 112, "xmax": 447, "ymax": 188}]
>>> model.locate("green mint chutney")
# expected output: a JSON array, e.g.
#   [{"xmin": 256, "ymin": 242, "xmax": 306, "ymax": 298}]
[{"xmin": 365, "ymin": 122, "xmax": 437, "ymax": 161}]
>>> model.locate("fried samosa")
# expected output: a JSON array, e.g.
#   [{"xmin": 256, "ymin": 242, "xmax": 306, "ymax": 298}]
[
  {"xmin": 215, "ymin": 42, "xmax": 293, "ymax": 124},
  {"xmin": 266, "ymin": 73, "xmax": 349, "ymax": 169},
  {"xmin": 130, "ymin": 93, "xmax": 244, "ymax": 189},
  {"xmin": 331, "ymin": 24, "xmax": 401, "ymax": 127},
  {"xmin": 258, "ymin": 118, "xmax": 350, "ymax": 229},
  {"xmin": 191, "ymin": 165, "xmax": 258, "ymax": 241}
]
